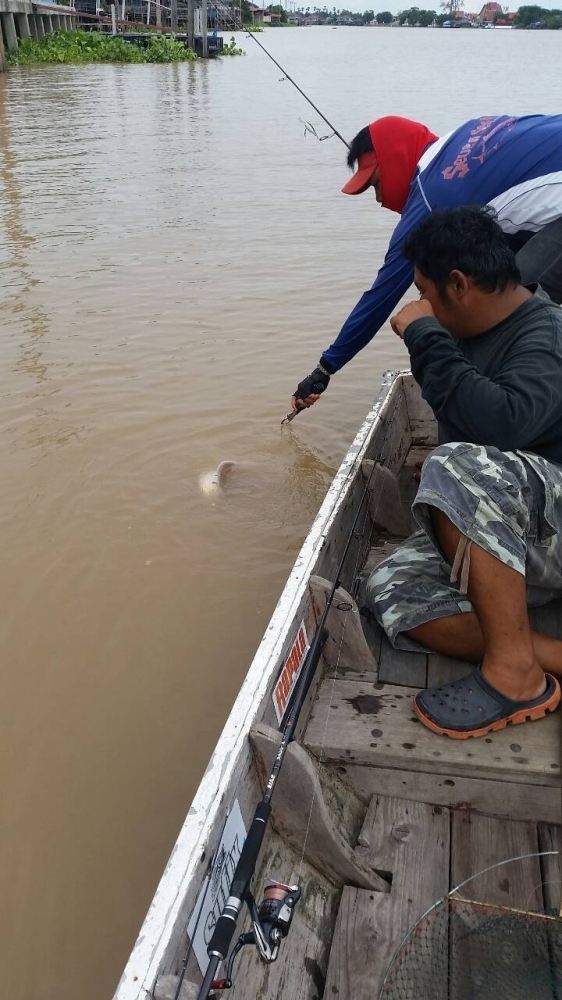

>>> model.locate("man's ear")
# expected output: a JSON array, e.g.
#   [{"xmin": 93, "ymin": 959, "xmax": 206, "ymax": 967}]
[{"xmin": 448, "ymin": 269, "xmax": 471, "ymax": 301}]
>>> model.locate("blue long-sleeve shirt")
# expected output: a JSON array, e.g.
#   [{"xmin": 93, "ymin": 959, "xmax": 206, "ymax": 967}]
[{"xmin": 321, "ymin": 114, "xmax": 562, "ymax": 373}]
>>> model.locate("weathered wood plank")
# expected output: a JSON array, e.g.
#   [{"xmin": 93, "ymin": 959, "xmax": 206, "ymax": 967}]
[
  {"xmin": 338, "ymin": 764, "xmax": 561, "ymax": 824},
  {"xmin": 305, "ymin": 678, "xmax": 561, "ymax": 787},
  {"xmin": 250, "ymin": 724, "xmax": 389, "ymax": 891},
  {"xmin": 378, "ymin": 634, "xmax": 427, "ymax": 688},
  {"xmin": 324, "ymin": 796, "xmax": 450, "ymax": 1000},
  {"xmin": 402, "ymin": 374, "xmax": 438, "ymax": 445},
  {"xmin": 538, "ymin": 824, "xmax": 562, "ymax": 916},
  {"xmin": 538, "ymin": 824, "xmax": 562, "ymax": 999},
  {"xmin": 362, "ymin": 460, "xmax": 411, "ymax": 536},
  {"xmin": 450, "ymin": 813, "xmax": 550, "ymax": 1000},
  {"xmin": 154, "ymin": 977, "xmax": 197, "ymax": 1000},
  {"xmin": 309, "ymin": 575, "xmax": 376, "ymax": 675},
  {"xmin": 365, "ymin": 379, "xmax": 412, "ymax": 475},
  {"xmin": 530, "ymin": 598, "xmax": 562, "ymax": 641},
  {"xmin": 451, "ymin": 811, "xmax": 542, "ymax": 907},
  {"xmin": 226, "ymin": 827, "xmax": 340, "ymax": 1000},
  {"xmin": 362, "ymin": 540, "xmax": 400, "ymax": 575},
  {"xmin": 427, "ymin": 653, "xmax": 474, "ymax": 687}
]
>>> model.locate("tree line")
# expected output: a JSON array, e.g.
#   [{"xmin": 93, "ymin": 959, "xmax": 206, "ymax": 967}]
[{"xmin": 241, "ymin": 2, "xmax": 562, "ymax": 27}]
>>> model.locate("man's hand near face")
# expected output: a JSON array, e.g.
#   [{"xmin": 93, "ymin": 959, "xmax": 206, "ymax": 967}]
[{"xmin": 390, "ymin": 299, "xmax": 436, "ymax": 339}]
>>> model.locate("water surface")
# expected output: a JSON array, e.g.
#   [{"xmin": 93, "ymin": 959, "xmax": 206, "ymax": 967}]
[{"xmin": 0, "ymin": 26, "xmax": 559, "ymax": 999}]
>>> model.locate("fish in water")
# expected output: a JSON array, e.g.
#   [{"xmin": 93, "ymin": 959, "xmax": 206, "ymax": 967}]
[{"xmin": 199, "ymin": 461, "xmax": 237, "ymax": 496}]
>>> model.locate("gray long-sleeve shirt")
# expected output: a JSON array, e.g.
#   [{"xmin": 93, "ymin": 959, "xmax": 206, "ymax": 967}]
[{"xmin": 404, "ymin": 297, "xmax": 562, "ymax": 465}]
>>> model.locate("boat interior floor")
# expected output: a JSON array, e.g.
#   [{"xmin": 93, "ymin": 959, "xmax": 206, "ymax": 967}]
[{"xmin": 301, "ymin": 441, "xmax": 562, "ymax": 998}]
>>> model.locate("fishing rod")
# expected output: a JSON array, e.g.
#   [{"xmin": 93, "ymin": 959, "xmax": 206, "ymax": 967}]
[
  {"xmin": 244, "ymin": 30, "xmax": 350, "ymax": 151},
  {"xmin": 196, "ymin": 446, "xmax": 382, "ymax": 999}
]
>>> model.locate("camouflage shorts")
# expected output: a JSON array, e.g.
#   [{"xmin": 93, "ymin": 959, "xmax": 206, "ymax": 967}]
[{"xmin": 366, "ymin": 442, "xmax": 562, "ymax": 650}]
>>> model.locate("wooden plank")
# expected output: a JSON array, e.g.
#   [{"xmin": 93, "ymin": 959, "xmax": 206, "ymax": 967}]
[
  {"xmin": 451, "ymin": 812, "xmax": 542, "ymax": 907},
  {"xmin": 305, "ymin": 678, "xmax": 561, "ymax": 788},
  {"xmin": 250, "ymin": 724, "xmax": 389, "ymax": 891},
  {"xmin": 402, "ymin": 374, "xmax": 438, "ymax": 446},
  {"xmin": 324, "ymin": 797, "xmax": 450, "ymax": 1000},
  {"xmin": 427, "ymin": 653, "xmax": 474, "ymax": 687},
  {"xmin": 450, "ymin": 813, "xmax": 551, "ymax": 1000},
  {"xmin": 365, "ymin": 379, "xmax": 412, "ymax": 475},
  {"xmin": 339, "ymin": 764, "xmax": 561, "ymax": 825},
  {"xmin": 362, "ymin": 540, "xmax": 400, "ymax": 575},
  {"xmin": 362, "ymin": 460, "xmax": 411, "ymax": 536},
  {"xmin": 227, "ymin": 827, "xmax": 341, "ymax": 1000},
  {"xmin": 530, "ymin": 597, "xmax": 562, "ymax": 640},
  {"xmin": 538, "ymin": 825, "xmax": 562, "ymax": 999},
  {"xmin": 309, "ymin": 575, "xmax": 377, "ymax": 675},
  {"xmin": 378, "ymin": 634, "xmax": 427, "ymax": 687},
  {"xmin": 538, "ymin": 824, "xmax": 562, "ymax": 916}
]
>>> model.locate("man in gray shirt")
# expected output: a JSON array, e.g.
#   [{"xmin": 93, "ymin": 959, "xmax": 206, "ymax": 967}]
[{"xmin": 367, "ymin": 206, "xmax": 562, "ymax": 739}]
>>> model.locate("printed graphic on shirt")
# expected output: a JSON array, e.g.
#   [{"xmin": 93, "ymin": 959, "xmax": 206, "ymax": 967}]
[{"xmin": 442, "ymin": 116, "xmax": 517, "ymax": 181}]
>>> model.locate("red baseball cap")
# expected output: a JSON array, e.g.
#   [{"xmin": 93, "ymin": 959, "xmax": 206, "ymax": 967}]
[
  {"xmin": 341, "ymin": 116, "xmax": 438, "ymax": 212},
  {"xmin": 341, "ymin": 149, "xmax": 379, "ymax": 195}
]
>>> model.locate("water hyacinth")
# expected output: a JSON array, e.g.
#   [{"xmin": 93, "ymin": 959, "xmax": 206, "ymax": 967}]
[{"xmin": 7, "ymin": 29, "xmax": 198, "ymax": 65}]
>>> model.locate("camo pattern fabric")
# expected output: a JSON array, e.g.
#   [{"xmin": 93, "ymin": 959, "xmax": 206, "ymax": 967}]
[{"xmin": 366, "ymin": 442, "xmax": 562, "ymax": 650}]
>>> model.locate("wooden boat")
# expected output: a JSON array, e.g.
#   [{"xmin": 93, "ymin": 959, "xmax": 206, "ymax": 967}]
[{"xmin": 115, "ymin": 371, "xmax": 562, "ymax": 1000}]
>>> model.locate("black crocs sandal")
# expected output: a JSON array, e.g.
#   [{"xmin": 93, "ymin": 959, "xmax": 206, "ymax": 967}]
[{"xmin": 414, "ymin": 666, "xmax": 561, "ymax": 740}]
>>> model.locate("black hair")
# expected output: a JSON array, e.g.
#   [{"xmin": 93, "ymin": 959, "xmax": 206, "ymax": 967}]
[
  {"xmin": 347, "ymin": 126, "xmax": 373, "ymax": 170},
  {"xmin": 404, "ymin": 206, "xmax": 520, "ymax": 295}
]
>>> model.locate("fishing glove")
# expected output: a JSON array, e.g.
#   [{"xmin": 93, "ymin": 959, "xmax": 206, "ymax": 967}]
[{"xmin": 293, "ymin": 362, "xmax": 332, "ymax": 404}]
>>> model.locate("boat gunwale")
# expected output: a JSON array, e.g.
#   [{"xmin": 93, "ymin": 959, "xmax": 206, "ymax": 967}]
[{"xmin": 115, "ymin": 368, "xmax": 409, "ymax": 1000}]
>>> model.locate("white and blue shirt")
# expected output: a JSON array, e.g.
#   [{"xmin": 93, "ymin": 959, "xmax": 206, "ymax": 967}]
[{"xmin": 322, "ymin": 114, "xmax": 562, "ymax": 372}]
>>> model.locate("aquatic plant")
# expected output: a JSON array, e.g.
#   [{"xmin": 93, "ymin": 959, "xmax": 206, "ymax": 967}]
[
  {"xmin": 221, "ymin": 36, "xmax": 245, "ymax": 54},
  {"xmin": 7, "ymin": 30, "xmax": 198, "ymax": 65}
]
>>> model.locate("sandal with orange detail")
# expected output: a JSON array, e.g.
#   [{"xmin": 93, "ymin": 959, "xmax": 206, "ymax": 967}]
[{"xmin": 414, "ymin": 666, "xmax": 561, "ymax": 740}]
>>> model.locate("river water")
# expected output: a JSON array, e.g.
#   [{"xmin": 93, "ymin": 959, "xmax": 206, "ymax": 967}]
[{"xmin": 1, "ymin": 25, "xmax": 560, "ymax": 1000}]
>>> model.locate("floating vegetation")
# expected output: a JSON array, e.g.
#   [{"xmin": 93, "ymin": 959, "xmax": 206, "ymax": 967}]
[
  {"xmin": 7, "ymin": 30, "xmax": 198, "ymax": 65},
  {"xmin": 222, "ymin": 36, "xmax": 245, "ymax": 54}
]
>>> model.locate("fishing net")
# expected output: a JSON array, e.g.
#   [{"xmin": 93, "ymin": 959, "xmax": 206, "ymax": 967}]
[{"xmin": 380, "ymin": 854, "xmax": 562, "ymax": 1000}]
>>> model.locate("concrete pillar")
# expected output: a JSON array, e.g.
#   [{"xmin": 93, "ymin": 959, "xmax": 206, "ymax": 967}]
[
  {"xmin": 16, "ymin": 12, "xmax": 31, "ymax": 38},
  {"xmin": 2, "ymin": 12, "xmax": 19, "ymax": 51},
  {"xmin": 45, "ymin": 14, "xmax": 54, "ymax": 32},
  {"xmin": 0, "ymin": 19, "xmax": 6, "ymax": 71},
  {"xmin": 35, "ymin": 14, "xmax": 45, "ymax": 35},
  {"xmin": 201, "ymin": 0, "xmax": 207, "ymax": 56},
  {"xmin": 29, "ymin": 14, "xmax": 39, "ymax": 37}
]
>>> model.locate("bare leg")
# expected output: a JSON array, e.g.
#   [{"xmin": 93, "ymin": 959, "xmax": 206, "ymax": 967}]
[
  {"xmin": 408, "ymin": 508, "xmax": 545, "ymax": 701},
  {"xmin": 407, "ymin": 612, "xmax": 562, "ymax": 677}
]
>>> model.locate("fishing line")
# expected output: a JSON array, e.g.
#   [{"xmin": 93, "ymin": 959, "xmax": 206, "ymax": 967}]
[
  {"xmin": 195, "ymin": 390, "xmax": 401, "ymax": 1000},
  {"xmin": 295, "ymin": 399, "xmax": 400, "ymax": 881},
  {"xmin": 207, "ymin": 14, "xmax": 349, "ymax": 151},
  {"xmin": 244, "ymin": 29, "xmax": 349, "ymax": 150}
]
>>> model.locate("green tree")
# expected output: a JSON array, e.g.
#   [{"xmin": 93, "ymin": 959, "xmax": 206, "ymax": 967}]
[
  {"xmin": 267, "ymin": 3, "xmax": 288, "ymax": 20},
  {"xmin": 418, "ymin": 8, "xmax": 436, "ymax": 23},
  {"xmin": 376, "ymin": 9, "xmax": 393, "ymax": 20},
  {"xmin": 514, "ymin": 4, "xmax": 546, "ymax": 25}
]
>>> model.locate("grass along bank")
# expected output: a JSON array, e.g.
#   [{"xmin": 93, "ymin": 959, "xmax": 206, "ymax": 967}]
[{"xmin": 7, "ymin": 30, "xmax": 198, "ymax": 65}]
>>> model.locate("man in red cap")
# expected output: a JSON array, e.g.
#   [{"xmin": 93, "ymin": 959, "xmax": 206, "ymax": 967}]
[{"xmin": 291, "ymin": 113, "xmax": 562, "ymax": 412}]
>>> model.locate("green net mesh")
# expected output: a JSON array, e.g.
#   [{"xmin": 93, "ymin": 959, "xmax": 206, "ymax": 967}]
[{"xmin": 380, "ymin": 896, "xmax": 562, "ymax": 1000}]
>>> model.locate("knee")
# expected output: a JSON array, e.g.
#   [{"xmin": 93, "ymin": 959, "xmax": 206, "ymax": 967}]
[{"xmin": 421, "ymin": 442, "xmax": 478, "ymax": 482}]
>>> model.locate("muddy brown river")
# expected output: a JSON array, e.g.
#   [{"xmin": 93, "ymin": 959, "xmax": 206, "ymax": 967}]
[{"xmin": 0, "ymin": 25, "xmax": 560, "ymax": 999}]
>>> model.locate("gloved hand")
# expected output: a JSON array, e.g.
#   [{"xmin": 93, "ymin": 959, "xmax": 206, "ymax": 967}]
[{"xmin": 291, "ymin": 363, "xmax": 332, "ymax": 412}]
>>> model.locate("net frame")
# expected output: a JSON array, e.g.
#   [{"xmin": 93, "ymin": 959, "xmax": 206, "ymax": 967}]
[{"xmin": 379, "ymin": 850, "xmax": 562, "ymax": 1000}]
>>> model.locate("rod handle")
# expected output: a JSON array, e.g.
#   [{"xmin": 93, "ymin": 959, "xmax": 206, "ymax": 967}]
[{"xmin": 206, "ymin": 801, "xmax": 271, "ymax": 960}]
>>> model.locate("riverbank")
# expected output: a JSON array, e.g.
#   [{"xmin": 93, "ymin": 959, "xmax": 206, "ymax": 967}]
[
  {"xmin": 6, "ymin": 29, "xmax": 243, "ymax": 65},
  {"xmin": 7, "ymin": 29, "xmax": 197, "ymax": 64}
]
